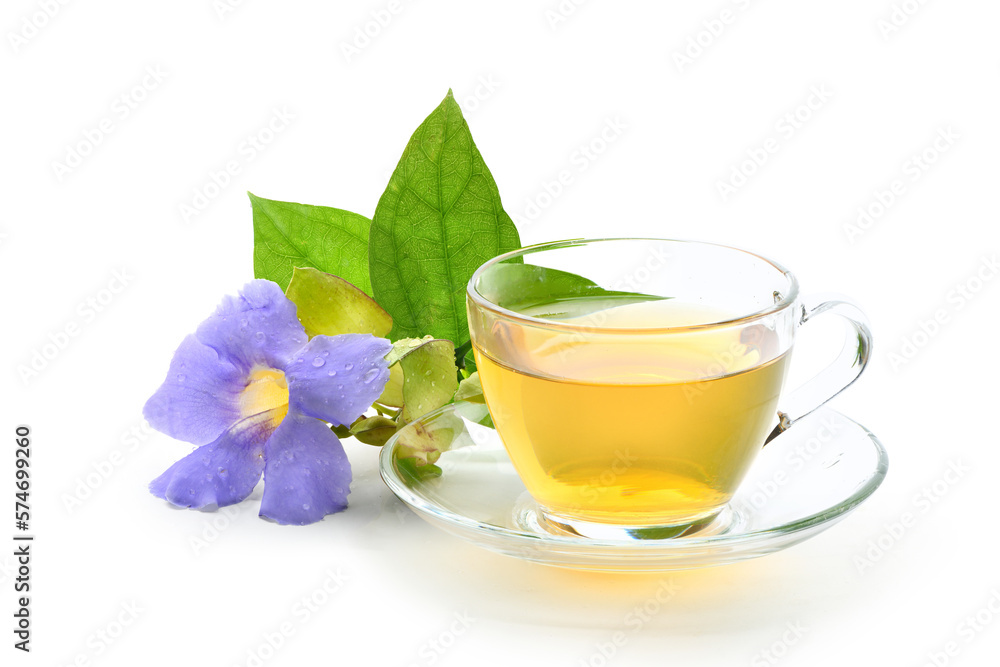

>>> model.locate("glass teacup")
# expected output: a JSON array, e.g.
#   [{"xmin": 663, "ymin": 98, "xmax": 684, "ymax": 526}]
[{"xmin": 466, "ymin": 239, "xmax": 872, "ymax": 538}]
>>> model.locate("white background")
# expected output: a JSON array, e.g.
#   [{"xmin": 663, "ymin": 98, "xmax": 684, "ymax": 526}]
[{"xmin": 3, "ymin": 1, "xmax": 999, "ymax": 666}]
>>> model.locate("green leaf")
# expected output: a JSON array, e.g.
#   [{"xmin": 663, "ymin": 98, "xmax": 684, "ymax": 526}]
[
  {"xmin": 349, "ymin": 415, "xmax": 398, "ymax": 447},
  {"xmin": 285, "ymin": 267, "xmax": 391, "ymax": 339},
  {"xmin": 396, "ymin": 457, "xmax": 443, "ymax": 481},
  {"xmin": 385, "ymin": 335, "xmax": 436, "ymax": 366},
  {"xmin": 250, "ymin": 193, "xmax": 373, "ymax": 294},
  {"xmin": 454, "ymin": 371, "xmax": 493, "ymax": 428},
  {"xmin": 394, "ymin": 418, "xmax": 458, "ymax": 467},
  {"xmin": 377, "ymin": 363, "xmax": 405, "ymax": 408},
  {"xmin": 370, "ymin": 90, "xmax": 521, "ymax": 343},
  {"xmin": 331, "ymin": 423, "xmax": 353, "ymax": 439},
  {"xmin": 388, "ymin": 337, "xmax": 460, "ymax": 424},
  {"xmin": 478, "ymin": 263, "xmax": 667, "ymax": 318},
  {"xmin": 454, "ymin": 372, "xmax": 485, "ymax": 404}
]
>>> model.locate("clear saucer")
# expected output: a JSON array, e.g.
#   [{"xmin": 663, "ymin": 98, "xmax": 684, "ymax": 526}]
[{"xmin": 378, "ymin": 402, "xmax": 888, "ymax": 572}]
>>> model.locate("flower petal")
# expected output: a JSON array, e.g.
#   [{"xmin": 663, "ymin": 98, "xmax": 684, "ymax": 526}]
[
  {"xmin": 286, "ymin": 334, "xmax": 392, "ymax": 426},
  {"xmin": 196, "ymin": 279, "xmax": 308, "ymax": 373},
  {"xmin": 143, "ymin": 334, "xmax": 245, "ymax": 446},
  {"xmin": 259, "ymin": 413, "xmax": 352, "ymax": 525},
  {"xmin": 149, "ymin": 411, "xmax": 276, "ymax": 509}
]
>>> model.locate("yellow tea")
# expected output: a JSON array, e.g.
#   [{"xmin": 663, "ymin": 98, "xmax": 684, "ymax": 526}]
[{"xmin": 474, "ymin": 299, "xmax": 789, "ymax": 527}]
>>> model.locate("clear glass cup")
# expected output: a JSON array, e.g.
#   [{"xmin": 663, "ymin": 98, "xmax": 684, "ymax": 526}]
[{"xmin": 466, "ymin": 238, "xmax": 872, "ymax": 539}]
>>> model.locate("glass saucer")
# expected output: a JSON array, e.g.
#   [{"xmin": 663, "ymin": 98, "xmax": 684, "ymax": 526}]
[{"xmin": 378, "ymin": 402, "xmax": 888, "ymax": 572}]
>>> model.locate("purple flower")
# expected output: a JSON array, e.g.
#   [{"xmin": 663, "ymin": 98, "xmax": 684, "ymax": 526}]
[{"xmin": 144, "ymin": 280, "xmax": 391, "ymax": 525}]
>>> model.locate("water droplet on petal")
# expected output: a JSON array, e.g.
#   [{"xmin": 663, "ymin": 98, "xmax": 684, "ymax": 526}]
[
  {"xmin": 327, "ymin": 370, "xmax": 337, "ymax": 376},
  {"xmin": 345, "ymin": 363, "xmax": 354, "ymax": 371},
  {"xmin": 337, "ymin": 384, "xmax": 344, "ymax": 390},
  {"xmin": 176, "ymin": 373, "xmax": 186, "ymax": 382},
  {"xmin": 312, "ymin": 357, "xmax": 325, "ymax": 368},
  {"xmin": 255, "ymin": 331, "xmax": 266, "ymax": 343},
  {"xmin": 240, "ymin": 319, "xmax": 249, "ymax": 328},
  {"xmin": 302, "ymin": 504, "xmax": 310, "ymax": 511},
  {"xmin": 363, "ymin": 368, "xmax": 379, "ymax": 384},
  {"xmin": 322, "ymin": 351, "xmax": 329, "ymax": 357}
]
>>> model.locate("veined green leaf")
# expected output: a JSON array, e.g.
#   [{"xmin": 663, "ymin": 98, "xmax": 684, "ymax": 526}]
[
  {"xmin": 370, "ymin": 90, "xmax": 521, "ymax": 343},
  {"xmin": 390, "ymin": 337, "xmax": 459, "ymax": 424},
  {"xmin": 349, "ymin": 415, "xmax": 399, "ymax": 447},
  {"xmin": 479, "ymin": 263, "xmax": 667, "ymax": 318},
  {"xmin": 285, "ymin": 267, "xmax": 391, "ymax": 339},
  {"xmin": 394, "ymin": 419, "xmax": 457, "ymax": 468},
  {"xmin": 377, "ymin": 363, "xmax": 405, "ymax": 408},
  {"xmin": 396, "ymin": 457, "xmax": 443, "ymax": 480},
  {"xmin": 250, "ymin": 193, "xmax": 372, "ymax": 294},
  {"xmin": 454, "ymin": 372, "xmax": 485, "ymax": 404}
]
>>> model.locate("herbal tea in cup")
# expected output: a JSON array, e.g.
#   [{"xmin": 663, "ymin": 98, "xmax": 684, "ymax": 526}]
[{"xmin": 467, "ymin": 239, "xmax": 872, "ymax": 538}]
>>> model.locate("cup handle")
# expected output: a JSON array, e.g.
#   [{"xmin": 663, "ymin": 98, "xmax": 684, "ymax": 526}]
[{"xmin": 764, "ymin": 294, "xmax": 873, "ymax": 444}]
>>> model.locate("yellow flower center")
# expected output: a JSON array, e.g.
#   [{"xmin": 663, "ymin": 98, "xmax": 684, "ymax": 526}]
[{"xmin": 240, "ymin": 367, "xmax": 290, "ymax": 428}]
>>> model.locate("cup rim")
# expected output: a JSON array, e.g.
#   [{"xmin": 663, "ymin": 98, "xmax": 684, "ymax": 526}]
[{"xmin": 467, "ymin": 237, "xmax": 800, "ymax": 334}]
